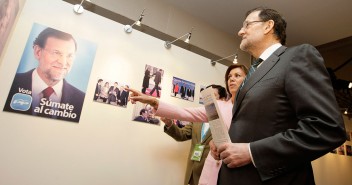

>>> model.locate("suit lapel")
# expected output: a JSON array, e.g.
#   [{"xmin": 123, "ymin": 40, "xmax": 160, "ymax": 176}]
[{"xmin": 234, "ymin": 46, "xmax": 287, "ymax": 115}]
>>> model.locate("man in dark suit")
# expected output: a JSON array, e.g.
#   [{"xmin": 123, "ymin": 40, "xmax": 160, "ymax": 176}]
[
  {"xmin": 210, "ymin": 7, "xmax": 346, "ymax": 185},
  {"xmin": 3, "ymin": 27, "xmax": 85, "ymax": 123},
  {"xmin": 149, "ymin": 69, "xmax": 163, "ymax": 97},
  {"xmin": 133, "ymin": 108, "xmax": 149, "ymax": 123},
  {"xmin": 119, "ymin": 85, "xmax": 130, "ymax": 107},
  {"xmin": 107, "ymin": 82, "xmax": 120, "ymax": 104},
  {"xmin": 94, "ymin": 79, "xmax": 103, "ymax": 100}
]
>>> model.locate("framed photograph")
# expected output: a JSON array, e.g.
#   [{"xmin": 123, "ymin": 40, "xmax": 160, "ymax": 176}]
[
  {"xmin": 93, "ymin": 78, "xmax": 130, "ymax": 108},
  {"xmin": 131, "ymin": 102, "xmax": 160, "ymax": 125},
  {"xmin": 141, "ymin": 64, "xmax": 164, "ymax": 98},
  {"xmin": 336, "ymin": 145, "xmax": 345, "ymax": 155},
  {"xmin": 199, "ymin": 85, "xmax": 206, "ymax": 104},
  {"xmin": 171, "ymin": 76, "xmax": 195, "ymax": 102}
]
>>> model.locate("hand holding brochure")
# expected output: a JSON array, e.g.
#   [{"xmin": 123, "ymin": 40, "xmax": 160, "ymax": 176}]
[{"xmin": 200, "ymin": 88, "xmax": 231, "ymax": 147}]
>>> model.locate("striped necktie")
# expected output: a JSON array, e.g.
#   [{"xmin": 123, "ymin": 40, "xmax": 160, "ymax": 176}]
[
  {"xmin": 233, "ymin": 58, "xmax": 263, "ymax": 114},
  {"xmin": 239, "ymin": 58, "xmax": 263, "ymax": 90}
]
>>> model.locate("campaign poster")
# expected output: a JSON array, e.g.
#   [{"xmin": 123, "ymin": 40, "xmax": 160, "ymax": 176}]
[
  {"xmin": 131, "ymin": 102, "xmax": 160, "ymax": 126},
  {"xmin": 93, "ymin": 78, "xmax": 130, "ymax": 108},
  {"xmin": 3, "ymin": 23, "xmax": 97, "ymax": 123},
  {"xmin": 141, "ymin": 64, "xmax": 164, "ymax": 98},
  {"xmin": 171, "ymin": 76, "xmax": 196, "ymax": 102}
]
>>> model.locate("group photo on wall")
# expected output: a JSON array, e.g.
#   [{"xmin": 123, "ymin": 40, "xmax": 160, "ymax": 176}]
[
  {"xmin": 93, "ymin": 78, "xmax": 130, "ymax": 108},
  {"xmin": 171, "ymin": 76, "xmax": 196, "ymax": 102}
]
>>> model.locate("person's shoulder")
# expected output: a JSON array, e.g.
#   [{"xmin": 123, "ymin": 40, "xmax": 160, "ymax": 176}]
[
  {"xmin": 63, "ymin": 79, "xmax": 85, "ymax": 96},
  {"xmin": 16, "ymin": 69, "xmax": 35, "ymax": 77},
  {"xmin": 289, "ymin": 44, "xmax": 317, "ymax": 51}
]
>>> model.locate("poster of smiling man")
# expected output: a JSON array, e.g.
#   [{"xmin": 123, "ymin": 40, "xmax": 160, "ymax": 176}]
[
  {"xmin": 3, "ymin": 23, "xmax": 97, "ymax": 123},
  {"xmin": 171, "ymin": 76, "xmax": 196, "ymax": 102}
]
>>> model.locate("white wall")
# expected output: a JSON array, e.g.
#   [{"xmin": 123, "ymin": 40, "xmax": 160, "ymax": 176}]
[{"xmin": 0, "ymin": 0, "xmax": 227, "ymax": 185}]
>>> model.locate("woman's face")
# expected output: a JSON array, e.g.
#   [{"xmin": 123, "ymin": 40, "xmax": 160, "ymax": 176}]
[{"xmin": 227, "ymin": 68, "xmax": 246, "ymax": 96}]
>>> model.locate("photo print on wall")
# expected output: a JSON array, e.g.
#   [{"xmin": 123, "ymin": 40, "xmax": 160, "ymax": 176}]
[
  {"xmin": 173, "ymin": 119, "xmax": 190, "ymax": 128},
  {"xmin": 131, "ymin": 102, "xmax": 160, "ymax": 125},
  {"xmin": 346, "ymin": 145, "xmax": 352, "ymax": 156},
  {"xmin": 336, "ymin": 144, "xmax": 345, "ymax": 155},
  {"xmin": 199, "ymin": 85, "xmax": 206, "ymax": 104},
  {"xmin": 141, "ymin": 64, "xmax": 164, "ymax": 98},
  {"xmin": 93, "ymin": 78, "xmax": 130, "ymax": 108},
  {"xmin": 171, "ymin": 76, "xmax": 196, "ymax": 102},
  {"xmin": 0, "ymin": 0, "xmax": 19, "ymax": 56},
  {"xmin": 3, "ymin": 23, "xmax": 97, "ymax": 123}
]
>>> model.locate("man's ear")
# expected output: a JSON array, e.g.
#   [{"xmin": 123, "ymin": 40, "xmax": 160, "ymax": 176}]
[
  {"xmin": 33, "ymin": 45, "xmax": 42, "ymax": 60},
  {"xmin": 264, "ymin": 20, "xmax": 275, "ymax": 34}
]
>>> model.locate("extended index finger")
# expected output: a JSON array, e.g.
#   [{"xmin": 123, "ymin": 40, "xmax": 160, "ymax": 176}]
[{"xmin": 126, "ymin": 87, "xmax": 141, "ymax": 95}]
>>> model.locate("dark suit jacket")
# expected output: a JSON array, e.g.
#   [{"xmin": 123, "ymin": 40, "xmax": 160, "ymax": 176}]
[
  {"xmin": 4, "ymin": 69, "xmax": 85, "ymax": 123},
  {"xmin": 218, "ymin": 44, "xmax": 346, "ymax": 185},
  {"xmin": 165, "ymin": 123, "xmax": 212, "ymax": 185},
  {"xmin": 153, "ymin": 71, "xmax": 162, "ymax": 84}
]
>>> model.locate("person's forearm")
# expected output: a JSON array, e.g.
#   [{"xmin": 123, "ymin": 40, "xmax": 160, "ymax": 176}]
[{"xmin": 155, "ymin": 101, "xmax": 208, "ymax": 122}]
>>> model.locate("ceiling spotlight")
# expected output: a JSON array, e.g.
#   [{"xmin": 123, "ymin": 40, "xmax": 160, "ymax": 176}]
[
  {"xmin": 233, "ymin": 54, "xmax": 238, "ymax": 64},
  {"xmin": 164, "ymin": 28, "xmax": 193, "ymax": 49},
  {"xmin": 73, "ymin": 0, "xmax": 89, "ymax": 14},
  {"xmin": 124, "ymin": 9, "xmax": 146, "ymax": 33},
  {"xmin": 211, "ymin": 53, "xmax": 238, "ymax": 66}
]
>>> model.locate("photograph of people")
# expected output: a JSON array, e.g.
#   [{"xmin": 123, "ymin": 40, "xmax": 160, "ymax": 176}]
[
  {"xmin": 3, "ymin": 23, "xmax": 97, "ymax": 123},
  {"xmin": 346, "ymin": 145, "xmax": 352, "ymax": 156},
  {"xmin": 337, "ymin": 145, "xmax": 345, "ymax": 155},
  {"xmin": 131, "ymin": 101, "xmax": 160, "ymax": 125},
  {"xmin": 93, "ymin": 78, "xmax": 130, "ymax": 108},
  {"xmin": 199, "ymin": 85, "xmax": 206, "ymax": 104},
  {"xmin": 171, "ymin": 76, "xmax": 195, "ymax": 102},
  {"xmin": 141, "ymin": 64, "xmax": 164, "ymax": 98},
  {"xmin": 0, "ymin": 0, "xmax": 19, "ymax": 56},
  {"xmin": 93, "ymin": 79, "xmax": 103, "ymax": 101}
]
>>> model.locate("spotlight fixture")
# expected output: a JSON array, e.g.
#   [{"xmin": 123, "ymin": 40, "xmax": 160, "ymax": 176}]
[
  {"xmin": 164, "ymin": 28, "xmax": 193, "ymax": 49},
  {"xmin": 124, "ymin": 9, "xmax": 146, "ymax": 33},
  {"xmin": 73, "ymin": 0, "xmax": 90, "ymax": 14},
  {"xmin": 211, "ymin": 53, "xmax": 238, "ymax": 66}
]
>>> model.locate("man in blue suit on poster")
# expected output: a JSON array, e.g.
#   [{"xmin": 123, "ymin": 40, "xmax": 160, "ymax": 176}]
[{"xmin": 3, "ymin": 27, "xmax": 85, "ymax": 123}]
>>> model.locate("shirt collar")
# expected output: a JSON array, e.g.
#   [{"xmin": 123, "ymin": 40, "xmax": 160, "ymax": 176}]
[
  {"xmin": 256, "ymin": 43, "xmax": 282, "ymax": 68},
  {"xmin": 259, "ymin": 43, "xmax": 282, "ymax": 61},
  {"xmin": 32, "ymin": 68, "xmax": 63, "ymax": 98}
]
